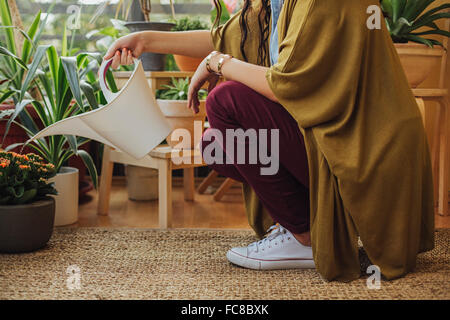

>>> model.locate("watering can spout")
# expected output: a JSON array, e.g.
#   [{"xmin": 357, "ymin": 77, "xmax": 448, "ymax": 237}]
[{"xmin": 27, "ymin": 58, "xmax": 172, "ymax": 159}]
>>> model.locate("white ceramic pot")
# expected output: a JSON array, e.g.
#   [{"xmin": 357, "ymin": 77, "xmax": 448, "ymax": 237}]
[
  {"xmin": 49, "ymin": 167, "xmax": 79, "ymax": 226},
  {"xmin": 157, "ymin": 99, "xmax": 207, "ymax": 149},
  {"xmin": 126, "ymin": 165, "xmax": 158, "ymax": 201}
]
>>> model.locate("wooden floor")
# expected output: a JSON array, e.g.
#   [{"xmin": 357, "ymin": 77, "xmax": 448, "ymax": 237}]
[
  {"xmin": 77, "ymin": 178, "xmax": 250, "ymax": 230},
  {"xmin": 76, "ymin": 179, "xmax": 450, "ymax": 229}
]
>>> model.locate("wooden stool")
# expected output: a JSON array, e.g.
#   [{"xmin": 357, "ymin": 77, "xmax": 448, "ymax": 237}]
[{"xmin": 97, "ymin": 145, "xmax": 206, "ymax": 228}]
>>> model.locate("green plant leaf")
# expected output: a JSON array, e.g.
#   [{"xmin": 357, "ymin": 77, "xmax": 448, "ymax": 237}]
[
  {"xmin": 65, "ymin": 135, "xmax": 78, "ymax": 155},
  {"xmin": 0, "ymin": 46, "xmax": 28, "ymax": 69},
  {"xmin": 20, "ymin": 10, "xmax": 41, "ymax": 67},
  {"xmin": 410, "ymin": 12, "xmax": 450, "ymax": 31},
  {"xmin": 61, "ymin": 56, "xmax": 84, "ymax": 110},
  {"xmin": 412, "ymin": 29, "xmax": 450, "ymax": 38},
  {"xmin": 0, "ymin": 0, "xmax": 16, "ymax": 55},
  {"xmin": 30, "ymin": 100, "xmax": 50, "ymax": 127},
  {"xmin": 402, "ymin": 34, "xmax": 435, "ymax": 47},
  {"xmin": 77, "ymin": 149, "xmax": 98, "ymax": 189},
  {"xmin": 414, "ymin": 3, "xmax": 450, "ymax": 26},
  {"xmin": 391, "ymin": 17, "xmax": 413, "ymax": 36},
  {"xmin": 2, "ymin": 99, "xmax": 32, "ymax": 146},
  {"xmin": 80, "ymin": 80, "xmax": 99, "ymax": 110},
  {"xmin": 211, "ymin": 0, "xmax": 231, "ymax": 26},
  {"xmin": 14, "ymin": 188, "xmax": 37, "ymax": 204},
  {"xmin": 392, "ymin": 0, "xmax": 407, "ymax": 22},
  {"xmin": 381, "ymin": 0, "xmax": 394, "ymax": 18},
  {"xmin": 4, "ymin": 142, "xmax": 23, "ymax": 152},
  {"xmin": 62, "ymin": 24, "xmax": 68, "ymax": 57},
  {"xmin": 0, "ymin": 90, "xmax": 14, "ymax": 104},
  {"xmin": 20, "ymin": 44, "xmax": 51, "ymax": 101}
]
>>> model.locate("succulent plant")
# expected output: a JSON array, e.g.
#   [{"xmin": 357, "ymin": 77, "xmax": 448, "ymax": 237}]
[
  {"xmin": 156, "ymin": 77, "xmax": 208, "ymax": 101},
  {"xmin": 0, "ymin": 152, "xmax": 57, "ymax": 205},
  {"xmin": 171, "ymin": 17, "xmax": 209, "ymax": 32},
  {"xmin": 381, "ymin": 0, "xmax": 450, "ymax": 47}
]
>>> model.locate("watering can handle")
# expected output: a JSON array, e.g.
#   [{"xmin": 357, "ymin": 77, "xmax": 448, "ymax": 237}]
[{"xmin": 98, "ymin": 57, "xmax": 140, "ymax": 103}]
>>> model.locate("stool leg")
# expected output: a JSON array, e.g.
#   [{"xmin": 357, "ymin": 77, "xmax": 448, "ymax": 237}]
[
  {"xmin": 158, "ymin": 159, "xmax": 173, "ymax": 228},
  {"xmin": 197, "ymin": 170, "xmax": 219, "ymax": 194},
  {"xmin": 438, "ymin": 98, "xmax": 449, "ymax": 216},
  {"xmin": 97, "ymin": 146, "xmax": 114, "ymax": 216},
  {"xmin": 213, "ymin": 178, "xmax": 236, "ymax": 201},
  {"xmin": 416, "ymin": 98, "xmax": 426, "ymax": 127},
  {"xmin": 431, "ymin": 101, "xmax": 442, "ymax": 207},
  {"xmin": 184, "ymin": 167, "xmax": 195, "ymax": 201}
]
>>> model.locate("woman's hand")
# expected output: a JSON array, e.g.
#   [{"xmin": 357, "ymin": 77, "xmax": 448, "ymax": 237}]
[
  {"xmin": 187, "ymin": 56, "xmax": 220, "ymax": 114},
  {"xmin": 104, "ymin": 33, "xmax": 145, "ymax": 69}
]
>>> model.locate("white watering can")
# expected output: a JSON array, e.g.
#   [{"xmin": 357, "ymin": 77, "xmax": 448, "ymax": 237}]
[{"xmin": 27, "ymin": 58, "xmax": 172, "ymax": 159}]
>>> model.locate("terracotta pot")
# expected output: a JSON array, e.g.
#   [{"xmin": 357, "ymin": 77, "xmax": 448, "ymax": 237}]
[
  {"xmin": 157, "ymin": 100, "xmax": 206, "ymax": 149},
  {"xmin": 395, "ymin": 43, "xmax": 443, "ymax": 88},
  {"xmin": 173, "ymin": 55, "xmax": 204, "ymax": 72},
  {"xmin": 0, "ymin": 197, "xmax": 55, "ymax": 253}
]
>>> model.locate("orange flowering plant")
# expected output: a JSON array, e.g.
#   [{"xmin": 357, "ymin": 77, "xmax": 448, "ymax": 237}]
[{"xmin": 0, "ymin": 151, "xmax": 57, "ymax": 205}]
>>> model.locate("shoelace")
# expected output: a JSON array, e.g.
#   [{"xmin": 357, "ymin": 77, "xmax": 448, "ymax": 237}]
[{"xmin": 249, "ymin": 224, "xmax": 291, "ymax": 253}]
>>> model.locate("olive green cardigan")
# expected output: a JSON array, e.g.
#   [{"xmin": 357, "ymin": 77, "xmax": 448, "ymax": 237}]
[{"xmin": 211, "ymin": 0, "xmax": 435, "ymax": 282}]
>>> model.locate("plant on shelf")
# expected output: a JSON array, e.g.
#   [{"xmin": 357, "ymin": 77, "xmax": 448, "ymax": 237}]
[
  {"xmin": 120, "ymin": 0, "xmax": 176, "ymax": 71},
  {"xmin": 380, "ymin": 0, "xmax": 450, "ymax": 88},
  {"xmin": 171, "ymin": 17, "xmax": 209, "ymax": 32},
  {"xmin": 381, "ymin": 0, "xmax": 450, "ymax": 47},
  {"xmin": 86, "ymin": 19, "xmax": 134, "ymax": 72},
  {"xmin": 156, "ymin": 78, "xmax": 208, "ymax": 149},
  {"xmin": 156, "ymin": 77, "xmax": 208, "ymax": 101},
  {"xmin": 0, "ymin": 151, "xmax": 57, "ymax": 205}
]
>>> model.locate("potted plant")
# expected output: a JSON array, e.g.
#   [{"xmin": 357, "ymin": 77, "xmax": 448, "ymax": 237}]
[
  {"xmin": 381, "ymin": 0, "xmax": 450, "ymax": 87},
  {"xmin": 156, "ymin": 77, "xmax": 208, "ymax": 149},
  {"xmin": 0, "ymin": 6, "xmax": 50, "ymax": 153},
  {"xmin": 118, "ymin": 0, "xmax": 175, "ymax": 71},
  {"xmin": 171, "ymin": 17, "xmax": 210, "ymax": 71},
  {"xmin": 0, "ymin": 151, "xmax": 57, "ymax": 253},
  {"xmin": 2, "ymin": 34, "xmax": 103, "ymax": 226}
]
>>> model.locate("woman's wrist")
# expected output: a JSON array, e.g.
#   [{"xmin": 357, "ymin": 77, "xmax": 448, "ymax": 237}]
[
  {"xmin": 206, "ymin": 51, "xmax": 233, "ymax": 76},
  {"xmin": 139, "ymin": 31, "xmax": 153, "ymax": 52}
]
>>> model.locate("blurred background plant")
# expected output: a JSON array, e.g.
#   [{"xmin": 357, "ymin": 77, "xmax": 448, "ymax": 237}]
[
  {"xmin": 171, "ymin": 16, "xmax": 209, "ymax": 31},
  {"xmin": 156, "ymin": 77, "xmax": 207, "ymax": 100},
  {"xmin": 85, "ymin": 18, "xmax": 134, "ymax": 71}
]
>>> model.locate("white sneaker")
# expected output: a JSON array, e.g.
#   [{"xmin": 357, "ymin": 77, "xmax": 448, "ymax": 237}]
[{"xmin": 227, "ymin": 224, "xmax": 315, "ymax": 270}]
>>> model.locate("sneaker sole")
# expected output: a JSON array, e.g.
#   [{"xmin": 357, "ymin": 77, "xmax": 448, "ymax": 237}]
[{"xmin": 227, "ymin": 250, "xmax": 315, "ymax": 270}]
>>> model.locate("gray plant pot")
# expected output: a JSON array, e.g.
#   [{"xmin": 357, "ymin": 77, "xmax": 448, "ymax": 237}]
[
  {"xmin": 0, "ymin": 197, "xmax": 55, "ymax": 253},
  {"xmin": 124, "ymin": 21, "xmax": 175, "ymax": 71}
]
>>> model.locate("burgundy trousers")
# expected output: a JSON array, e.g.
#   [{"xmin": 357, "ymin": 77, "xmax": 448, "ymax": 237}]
[{"xmin": 200, "ymin": 81, "xmax": 310, "ymax": 234}]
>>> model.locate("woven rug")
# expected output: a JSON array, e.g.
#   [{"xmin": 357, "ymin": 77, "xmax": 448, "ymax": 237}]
[{"xmin": 0, "ymin": 228, "xmax": 448, "ymax": 300}]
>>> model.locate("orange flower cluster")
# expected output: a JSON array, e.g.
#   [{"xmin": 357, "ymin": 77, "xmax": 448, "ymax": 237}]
[
  {"xmin": 0, "ymin": 158, "xmax": 10, "ymax": 168},
  {"xmin": 0, "ymin": 151, "xmax": 57, "ymax": 205}
]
